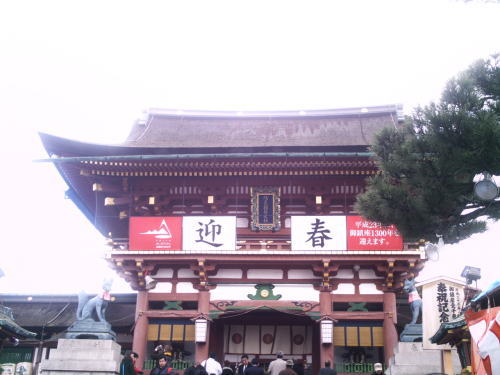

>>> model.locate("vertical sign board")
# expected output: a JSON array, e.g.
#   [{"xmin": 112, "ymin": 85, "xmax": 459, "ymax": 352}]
[
  {"xmin": 129, "ymin": 217, "xmax": 182, "ymax": 250},
  {"xmin": 291, "ymin": 216, "xmax": 347, "ymax": 250},
  {"xmin": 346, "ymin": 216, "xmax": 403, "ymax": 250},
  {"xmin": 250, "ymin": 187, "xmax": 281, "ymax": 231},
  {"xmin": 183, "ymin": 216, "xmax": 237, "ymax": 251},
  {"xmin": 420, "ymin": 278, "xmax": 466, "ymax": 349}
]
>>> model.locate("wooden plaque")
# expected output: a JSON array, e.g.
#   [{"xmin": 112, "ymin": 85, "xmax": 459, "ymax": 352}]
[{"xmin": 250, "ymin": 187, "xmax": 281, "ymax": 231}]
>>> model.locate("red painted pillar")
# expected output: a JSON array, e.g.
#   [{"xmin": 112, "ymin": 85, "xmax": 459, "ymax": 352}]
[
  {"xmin": 196, "ymin": 290, "xmax": 211, "ymax": 363},
  {"xmin": 133, "ymin": 290, "xmax": 149, "ymax": 370},
  {"xmin": 383, "ymin": 292, "xmax": 398, "ymax": 366},
  {"xmin": 319, "ymin": 291, "xmax": 334, "ymax": 368}
]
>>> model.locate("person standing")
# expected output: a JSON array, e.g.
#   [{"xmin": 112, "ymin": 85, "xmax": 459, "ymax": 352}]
[
  {"xmin": 237, "ymin": 355, "xmax": 251, "ymax": 375},
  {"xmin": 201, "ymin": 352, "xmax": 223, "ymax": 375},
  {"xmin": 193, "ymin": 362, "xmax": 209, "ymax": 375},
  {"xmin": 292, "ymin": 359, "xmax": 304, "ymax": 375},
  {"xmin": 120, "ymin": 351, "xmax": 139, "ymax": 375},
  {"xmin": 317, "ymin": 361, "xmax": 336, "ymax": 375},
  {"xmin": 151, "ymin": 356, "xmax": 174, "ymax": 375},
  {"xmin": 222, "ymin": 360, "xmax": 234, "ymax": 375},
  {"xmin": 244, "ymin": 358, "xmax": 264, "ymax": 375},
  {"xmin": 184, "ymin": 363, "xmax": 198, "ymax": 375},
  {"xmin": 267, "ymin": 351, "xmax": 286, "ymax": 375}
]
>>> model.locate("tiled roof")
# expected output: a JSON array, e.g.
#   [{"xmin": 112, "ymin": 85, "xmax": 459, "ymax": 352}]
[
  {"xmin": 0, "ymin": 306, "xmax": 36, "ymax": 339},
  {"xmin": 124, "ymin": 105, "xmax": 401, "ymax": 149}
]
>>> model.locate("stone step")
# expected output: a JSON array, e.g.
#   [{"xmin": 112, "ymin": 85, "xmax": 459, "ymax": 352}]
[
  {"xmin": 387, "ymin": 341, "xmax": 462, "ymax": 375},
  {"xmin": 393, "ymin": 342, "xmax": 426, "ymax": 353},
  {"xmin": 56, "ymin": 338, "xmax": 120, "ymax": 351},
  {"xmin": 40, "ymin": 338, "xmax": 122, "ymax": 375},
  {"xmin": 392, "ymin": 350, "xmax": 441, "ymax": 365},
  {"xmin": 388, "ymin": 363, "xmax": 445, "ymax": 374},
  {"xmin": 41, "ymin": 358, "xmax": 120, "ymax": 372},
  {"xmin": 49, "ymin": 348, "xmax": 122, "ymax": 362}
]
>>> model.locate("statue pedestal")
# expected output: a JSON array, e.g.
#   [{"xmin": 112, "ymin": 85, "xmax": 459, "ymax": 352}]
[
  {"xmin": 41, "ymin": 338, "xmax": 122, "ymax": 375},
  {"xmin": 400, "ymin": 323, "xmax": 423, "ymax": 342},
  {"xmin": 66, "ymin": 319, "xmax": 117, "ymax": 341},
  {"xmin": 386, "ymin": 342, "xmax": 462, "ymax": 375}
]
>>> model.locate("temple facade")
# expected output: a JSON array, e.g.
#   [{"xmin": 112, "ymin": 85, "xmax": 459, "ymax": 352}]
[{"xmin": 40, "ymin": 105, "xmax": 426, "ymax": 374}]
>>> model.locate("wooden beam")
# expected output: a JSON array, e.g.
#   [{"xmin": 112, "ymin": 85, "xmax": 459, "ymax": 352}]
[{"xmin": 331, "ymin": 311, "xmax": 385, "ymax": 320}]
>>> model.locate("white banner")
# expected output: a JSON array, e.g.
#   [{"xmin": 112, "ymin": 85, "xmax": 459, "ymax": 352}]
[
  {"xmin": 224, "ymin": 324, "xmax": 313, "ymax": 355},
  {"xmin": 183, "ymin": 216, "xmax": 236, "ymax": 251},
  {"xmin": 291, "ymin": 325, "xmax": 309, "ymax": 355},
  {"xmin": 225, "ymin": 325, "xmax": 245, "ymax": 354},
  {"xmin": 291, "ymin": 216, "xmax": 347, "ymax": 250},
  {"xmin": 260, "ymin": 325, "xmax": 275, "ymax": 354}
]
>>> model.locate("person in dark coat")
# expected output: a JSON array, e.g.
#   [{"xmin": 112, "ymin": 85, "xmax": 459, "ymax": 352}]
[
  {"xmin": 151, "ymin": 356, "xmax": 174, "ymax": 375},
  {"xmin": 237, "ymin": 355, "xmax": 251, "ymax": 375},
  {"xmin": 193, "ymin": 363, "xmax": 209, "ymax": 375},
  {"xmin": 317, "ymin": 361, "xmax": 337, "ymax": 375},
  {"xmin": 244, "ymin": 358, "xmax": 264, "ymax": 375},
  {"xmin": 120, "ymin": 351, "xmax": 139, "ymax": 375},
  {"xmin": 184, "ymin": 363, "xmax": 199, "ymax": 375},
  {"xmin": 222, "ymin": 360, "xmax": 234, "ymax": 375},
  {"xmin": 292, "ymin": 359, "xmax": 304, "ymax": 375}
]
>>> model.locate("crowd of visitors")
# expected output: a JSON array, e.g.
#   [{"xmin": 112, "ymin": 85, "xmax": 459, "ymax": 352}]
[{"xmin": 122, "ymin": 349, "xmax": 386, "ymax": 375}]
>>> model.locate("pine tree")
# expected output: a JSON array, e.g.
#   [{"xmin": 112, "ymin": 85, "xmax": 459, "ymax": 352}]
[{"xmin": 355, "ymin": 55, "xmax": 500, "ymax": 244}]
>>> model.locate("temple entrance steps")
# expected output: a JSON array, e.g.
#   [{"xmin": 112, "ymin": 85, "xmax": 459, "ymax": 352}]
[{"xmin": 386, "ymin": 342, "xmax": 461, "ymax": 375}]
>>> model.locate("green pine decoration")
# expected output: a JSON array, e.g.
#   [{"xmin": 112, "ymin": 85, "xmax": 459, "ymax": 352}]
[{"xmin": 247, "ymin": 284, "xmax": 282, "ymax": 300}]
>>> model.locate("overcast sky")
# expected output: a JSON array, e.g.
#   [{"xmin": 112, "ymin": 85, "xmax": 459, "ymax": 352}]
[{"xmin": 0, "ymin": 0, "xmax": 499, "ymax": 295}]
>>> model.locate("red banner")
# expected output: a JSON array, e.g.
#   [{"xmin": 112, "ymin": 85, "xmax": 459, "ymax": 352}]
[
  {"xmin": 129, "ymin": 217, "xmax": 182, "ymax": 250},
  {"xmin": 465, "ymin": 306, "xmax": 500, "ymax": 375},
  {"xmin": 346, "ymin": 216, "xmax": 403, "ymax": 250}
]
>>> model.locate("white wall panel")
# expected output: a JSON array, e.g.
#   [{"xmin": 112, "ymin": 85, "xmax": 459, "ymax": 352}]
[
  {"xmin": 359, "ymin": 269, "xmax": 383, "ymax": 279},
  {"xmin": 332, "ymin": 283, "xmax": 355, "ymax": 294},
  {"xmin": 176, "ymin": 282, "xmax": 197, "ymax": 293},
  {"xmin": 152, "ymin": 268, "xmax": 174, "ymax": 278},
  {"xmin": 288, "ymin": 269, "xmax": 316, "ymax": 279},
  {"xmin": 359, "ymin": 283, "xmax": 382, "ymax": 294},
  {"xmin": 215, "ymin": 269, "xmax": 243, "ymax": 278},
  {"xmin": 211, "ymin": 285, "xmax": 256, "ymax": 300},
  {"xmin": 336, "ymin": 269, "xmax": 354, "ymax": 279},
  {"xmin": 247, "ymin": 269, "xmax": 283, "ymax": 279},
  {"xmin": 178, "ymin": 268, "xmax": 196, "ymax": 278},
  {"xmin": 273, "ymin": 284, "xmax": 319, "ymax": 301},
  {"xmin": 152, "ymin": 282, "xmax": 173, "ymax": 293}
]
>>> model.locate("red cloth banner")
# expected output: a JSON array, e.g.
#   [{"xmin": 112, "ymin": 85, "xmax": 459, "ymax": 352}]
[
  {"xmin": 129, "ymin": 217, "xmax": 182, "ymax": 250},
  {"xmin": 465, "ymin": 306, "xmax": 500, "ymax": 375},
  {"xmin": 346, "ymin": 216, "xmax": 403, "ymax": 250}
]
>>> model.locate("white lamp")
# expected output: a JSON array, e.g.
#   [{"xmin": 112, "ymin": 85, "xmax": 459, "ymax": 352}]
[
  {"xmin": 144, "ymin": 275, "xmax": 158, "ymax": 290},
  {"xmin": 320, "ymin": 320, "xmax": 333, "ymax": 344},
  {"xmin": 474, "ymin": 172, "xmax": 498, "ymax": 201}
]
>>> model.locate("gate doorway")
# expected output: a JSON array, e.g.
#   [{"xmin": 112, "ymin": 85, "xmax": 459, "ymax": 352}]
[{"xmin": 210, "ymin": 308, "xmax": 319, "ymax": 373}]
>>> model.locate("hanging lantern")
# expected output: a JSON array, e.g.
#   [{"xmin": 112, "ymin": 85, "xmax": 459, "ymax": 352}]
[
  {"xmin": 320, "ymin": 319, "xmax": 333, "ymax": 344},
  {"xmin": 473, "ymin": 172, "xmax": 498, "ymax": 201},
  {"xmin": 195, "ymin": 319, "xmax": 208, "ymax": 343}
]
